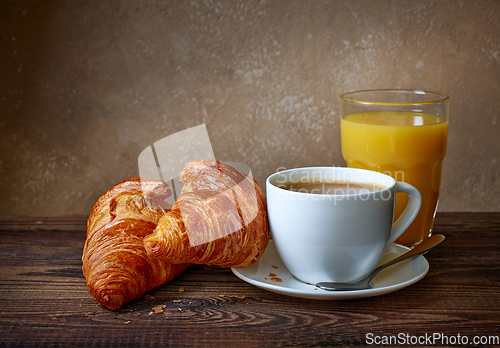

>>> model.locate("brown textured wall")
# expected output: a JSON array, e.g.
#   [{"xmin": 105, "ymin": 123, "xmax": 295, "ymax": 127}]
[{"xmin": 1, "ymin": 0, "xmax": 499, "ymax": 215}]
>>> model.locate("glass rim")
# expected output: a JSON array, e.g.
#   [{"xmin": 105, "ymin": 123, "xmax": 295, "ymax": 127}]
[{"xmin": 340, "ymin": 89, "xmax": 450, "ymax": 106}]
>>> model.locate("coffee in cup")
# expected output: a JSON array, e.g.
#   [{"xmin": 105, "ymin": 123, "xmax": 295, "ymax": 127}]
[{"xmin": 278, "ymin": 180, "xmax": 386, "ymax": 195}]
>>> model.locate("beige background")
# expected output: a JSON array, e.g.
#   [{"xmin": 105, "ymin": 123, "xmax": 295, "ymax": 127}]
[{"xmin": 1, "ymin": 0, "xmax": 499, "ymax": 216}]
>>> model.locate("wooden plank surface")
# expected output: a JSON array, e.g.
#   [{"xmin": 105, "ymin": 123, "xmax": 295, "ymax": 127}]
[{"xmin": 0, "ymin": 213, "xmax": 499, "ymax": 347}]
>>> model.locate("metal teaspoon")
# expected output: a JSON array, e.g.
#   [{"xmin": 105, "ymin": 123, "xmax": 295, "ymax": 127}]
[{"xmin": 316, "ymin": 234, "xmax": 445, "ymax": 291}]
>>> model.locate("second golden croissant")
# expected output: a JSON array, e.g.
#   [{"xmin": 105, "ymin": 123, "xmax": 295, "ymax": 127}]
[{"xmin": 143, "ymin": 160, "xmax": 270, "ymax": 268}]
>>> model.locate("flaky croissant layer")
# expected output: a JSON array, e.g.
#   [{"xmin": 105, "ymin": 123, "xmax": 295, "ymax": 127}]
[
  {"xmin": 83, "ymin": 218, "xmax": 188, "ymax": 310},
  {"xmin": 143, "ymin": 161, "xmax": 270, "ymax": 268},
  {"xmin": 82, "ymin": 178, "xmax": 189, "ymax": 310}
]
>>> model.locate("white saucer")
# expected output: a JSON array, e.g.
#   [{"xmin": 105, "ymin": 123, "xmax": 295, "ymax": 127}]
[{"xmin": 231, "ymin": 240, "xmax": 429, "ymax": 300}]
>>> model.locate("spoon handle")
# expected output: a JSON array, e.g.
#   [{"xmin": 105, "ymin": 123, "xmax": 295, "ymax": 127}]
[
  {"xmin": 316, "ymin": 234, "xmax": 445, "ymax": 291},
  {"xmin": 369, "ymin": 234, "xmax": 446, "ymax": 280},
  {"xmin": 391, "ymin": 234, "xmax": 445, "ymax": 263}
]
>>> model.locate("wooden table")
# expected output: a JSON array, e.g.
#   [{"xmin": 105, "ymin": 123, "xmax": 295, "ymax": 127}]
[{"xmin": 0, "ymin": 213, "xmax": 499, "ymax": 347}]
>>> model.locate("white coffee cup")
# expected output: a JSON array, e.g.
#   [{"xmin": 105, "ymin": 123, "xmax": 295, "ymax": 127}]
[{"xmin": 266, "ymin": 167, "xmax": 421, "ymax": 284}]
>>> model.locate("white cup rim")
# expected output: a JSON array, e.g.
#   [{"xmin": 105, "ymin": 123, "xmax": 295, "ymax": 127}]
[{"xmin": 267, "ymin": 166, "xmax": 396, "ymax": 197}]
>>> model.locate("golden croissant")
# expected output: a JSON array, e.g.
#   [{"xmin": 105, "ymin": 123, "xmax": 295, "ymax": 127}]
[
  {"xmin": 143, "ymin": 160, "xmax": 270, "ymax": 267},
  {"xmin": 82, "ymin": 178, "xmax": 189, "ymax": 310}
]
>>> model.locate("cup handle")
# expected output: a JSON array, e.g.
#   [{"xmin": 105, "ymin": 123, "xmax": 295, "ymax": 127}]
[{"xmin": 387, "ymin": 182, "xmax": 422, "ymax": 246}]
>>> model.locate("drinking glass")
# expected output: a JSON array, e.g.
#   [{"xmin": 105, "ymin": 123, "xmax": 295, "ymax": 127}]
[{"xmin": 340, "ymin": 89, "xmax": 449, "ymax": 246}]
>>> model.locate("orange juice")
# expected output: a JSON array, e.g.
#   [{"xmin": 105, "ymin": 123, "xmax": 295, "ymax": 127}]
[{"xmin": 341, "ymin": 111, "xmax": 448, "ymax": 245}]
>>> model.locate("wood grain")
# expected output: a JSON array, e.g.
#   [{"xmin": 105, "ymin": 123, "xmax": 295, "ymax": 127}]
[{"xmin": 0, "ymin": 214, "xmax": 499, "ymax": 347}]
